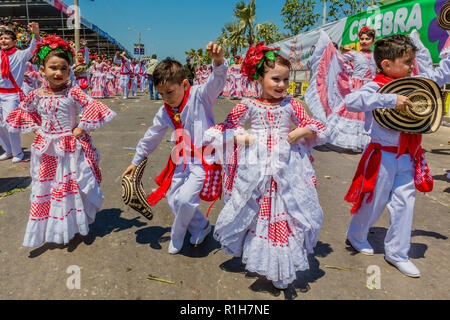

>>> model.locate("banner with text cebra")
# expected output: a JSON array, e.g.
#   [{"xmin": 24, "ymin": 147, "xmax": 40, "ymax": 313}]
[{"xmin": 341, "ymin": 0, "xmax": 444, "ymax": 63}]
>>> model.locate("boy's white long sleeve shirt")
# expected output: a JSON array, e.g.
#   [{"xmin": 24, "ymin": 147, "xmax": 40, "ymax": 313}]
[
  {"xmin": 345, "ymin": 55, "xmax": 450, "ymax": 147},
  {"xmin": 132, "ymin": 60, "xmax": 228, "ymax": 166}
]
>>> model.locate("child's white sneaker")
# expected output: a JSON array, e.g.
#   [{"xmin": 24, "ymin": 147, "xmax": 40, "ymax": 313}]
[
  {"xmin": 272, "ymin": 280, "xmax": 289, "ymax": 290},
  {"xmin": 346, "ymin": 238, "xmax": 374, "ymax": 255},
  {"xmin": 190, "ymin": 221, "xmax": 211, "ymax": 245},
  {"xmin": 12, "ymin": 152, "xmax": 24, "ymax": 163},
  {"xmin": 0, "ymin": 152, "xmax": 13, "ymax": 160},
  {"xmin": 384, "ymin": 257, "xmax": 421, "ymax": 278},
  {"xmin": 168, "ymin": 238, "xmax": 183, "ymax": 254}
]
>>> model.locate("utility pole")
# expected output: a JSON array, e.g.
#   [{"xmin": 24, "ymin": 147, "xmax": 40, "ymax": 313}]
[
  {"xmin": 322, "ymin": 0, "xmax": 327, "ymax": 26},
  {"xmin": 74, "ymin": 0, "xmax": 80, "ymax": 52},
  {"xmin": 138, "ymin": 31, "xmax": 141, "ymax": 61}
]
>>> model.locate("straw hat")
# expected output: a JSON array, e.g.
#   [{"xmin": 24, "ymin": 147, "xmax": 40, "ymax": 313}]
[
  {"xmin": 373, "ymin": 77, "xmax": 444, "ymax": 134},
  {"xmin": 438, "ymin": 1, "xmax": 450, "ymax": 30},
  {"xmin": 121, "ymin": 158, "xmax": 153, "ymax": 220}
]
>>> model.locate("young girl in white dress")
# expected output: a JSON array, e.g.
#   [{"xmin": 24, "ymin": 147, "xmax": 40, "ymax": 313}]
[
  {"xmin": 6, "ymin": 36, "xmax": 116, "ymax": 247},
  {"xmin": 205, "ymin": 42, "xmax": 327, "ymax": 290}
]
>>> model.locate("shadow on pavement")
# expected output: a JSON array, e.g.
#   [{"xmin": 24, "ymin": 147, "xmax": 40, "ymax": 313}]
[
  {"xmin": 28, "ymin": 208, "xmax": 147, "ymax": 258},
  {"xmin": 135, "ymin": 224, "xmax": 221, "ymax": 258},
  {"xmin": 0, "ymin": 176, "xmax": 32, "ymax": 194},
  {"xmin": 314, "ymin": 143, "xmax": 362, "ymax": 155},
  {"xmin": 219, "ymin": 241, "xmax": 332, "ymax": 300},
  {"xmin": 364, "ymin": 226, "xmax": 448, "ymax": 260}
]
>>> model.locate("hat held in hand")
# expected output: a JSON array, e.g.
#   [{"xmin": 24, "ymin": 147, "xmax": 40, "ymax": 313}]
[
  {"xmin": 121, "ymin": 158, "xmax": 153, "ymax": 220},
  {"xmin": 373, "ymin": 77, "xmax": 444, "ymax": 134}
]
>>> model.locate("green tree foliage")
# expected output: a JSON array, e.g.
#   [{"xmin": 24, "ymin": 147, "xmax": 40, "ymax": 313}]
[
  {"xmin": 281, "ymin": 0, "xmax": 321, "ymax": 36},
  {"xmin": 256, "ymin": 21, "xmax": 283, "ymax": 45},
  {"xmin": 327, "ymin": 0, "xmax": 381, "ymax": 22}
]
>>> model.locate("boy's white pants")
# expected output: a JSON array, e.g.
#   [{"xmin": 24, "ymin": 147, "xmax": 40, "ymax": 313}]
[
  {"xmin": 0, "ymin": 93, "xmax": 22, "ymax": 156},
  {"xmin": 166, "ymin": 163, "xmax": 209, "ymax": 244},
  {"xmin": 347, "ymin": 151, "xmax": 416, "ymax": 262},
  {"xmin": 131, "ymin": 78, "xmax": 137, "ymax": 96},
  {"xmin": 119, "ymin": 75, "xmax": 130, "ymax": 98}
]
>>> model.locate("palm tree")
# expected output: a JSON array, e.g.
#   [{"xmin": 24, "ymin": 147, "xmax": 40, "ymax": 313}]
[
  {"xmin": 184, "ymin": 48, "xmax": 204, "ymax": 68},
  {"xmin": 233, "ymin": 0, "xmax": 256, "ymax": 46},
  {"xmin": 216, "ymin": 27, "xmax": 230, "ymax": 58},
  {"xmin": 225, "ymin": 21, "xmax": 249, "ymax": 56}
]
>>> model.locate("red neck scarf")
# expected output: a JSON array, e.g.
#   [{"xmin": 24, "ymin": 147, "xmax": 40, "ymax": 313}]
[
  {"xmin": 344, "ymin": 73, "xmax": 433, "ymax": 214},
  {"xmin": 1, "ymin": 46, "xmax": 17, "ymax": 79}
]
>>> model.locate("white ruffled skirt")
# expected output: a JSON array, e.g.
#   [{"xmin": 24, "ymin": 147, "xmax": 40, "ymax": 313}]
[
  {"xmin": 214, "ymin": 140, "xmax": 323, "ymax": 285},
  {"xmin": 23, "ymin": 135, "xmax": 103, "ymax": 247}
]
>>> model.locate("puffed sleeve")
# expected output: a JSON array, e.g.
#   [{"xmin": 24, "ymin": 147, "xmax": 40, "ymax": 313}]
[
  {"xmin": 5, "ymin": 90, "xmax": 41, "ymax": 133},
  {"xmin": 290, "ymin": 98, "xmax": 328, "ymax": 146},
  {"xmin": 69, "ymin": 86, "xmax": 116, "ymax": 131},
  {"xmin": 204, "ymin": 100, "xmax": 249, "ymax": 147},
  {"xmin": 132, "ymin": 106, "xmax": 170, "ymax": 166}
]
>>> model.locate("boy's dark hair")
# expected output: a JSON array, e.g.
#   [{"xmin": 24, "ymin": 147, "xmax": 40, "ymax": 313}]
[
  {"xmin": 152, "ymin": 54, "xmax": 157, "ymax": 59},
  {"xmin": 374, "ymin": 34, "xmax": 418, "ymax": 70},
  {"xmin": 153, "ymin": 58, "xmax": 186, "ymax": 87},
  {"xmin": 258, "ymin": 54, "xmax": 291, "ymax": 78},
  {"xmin": 0, "ymin": 29, "xmax": 17, "ymax": 42}
]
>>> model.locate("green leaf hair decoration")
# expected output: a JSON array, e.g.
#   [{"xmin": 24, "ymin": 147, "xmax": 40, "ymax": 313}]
[
  {"xmin": 253, "ymin": 50, "xmax": 278, "ymax": 80},
  {"xmin": 36, "ymin": 45, "xmax": 73, "ymax": 66}
]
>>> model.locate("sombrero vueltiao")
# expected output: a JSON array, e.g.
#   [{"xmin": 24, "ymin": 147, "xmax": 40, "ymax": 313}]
[
  {"xmin": 438, "ymin": 0, "xmax": 450, "ymax": 30},
  {"xmin": 373, "ymin": 77, "xmax": 444, "ymax": 134},
  {"xmin": 121, "ymin": 158, "xmax": 153, "ymax": 220}
]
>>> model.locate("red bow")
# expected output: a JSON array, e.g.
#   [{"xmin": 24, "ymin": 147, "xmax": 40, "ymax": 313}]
[
  {"xmin": 241, "ymin": 41, "xmax": 280, "ymax": 81},
  {"xmin": 358, "ymin": 26, "xmax": 375, "ymax": 38}
]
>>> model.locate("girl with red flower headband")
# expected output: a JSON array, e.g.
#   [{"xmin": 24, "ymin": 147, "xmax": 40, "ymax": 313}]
[
  {"xmin": 0, "ymin": 21, "xmax": 40, "ymax": 163},
  {"xmin": 5, "ymin": 35, "xmax": 116, "ymax": 247},
  {"xmin": 204, "ymin": 41, "xmax": 327, "ymax": 290}
]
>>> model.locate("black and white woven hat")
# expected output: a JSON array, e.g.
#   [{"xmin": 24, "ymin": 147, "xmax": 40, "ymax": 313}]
[
  {"xmin": 121, "ymin": 158, "xmax": 153, "ymax": 220},
  {"xmin": 438, "ymin": 0, "xmax": 450, "ymax": 30},
  {"xmin": 373, "ymin": 77, "xmax": 444, "ymax": 134}
]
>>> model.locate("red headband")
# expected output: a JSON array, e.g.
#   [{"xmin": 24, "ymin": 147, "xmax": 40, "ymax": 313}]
[{"xmin": 358, "ymin": 26, "xmax": 375, "ymax": 38}]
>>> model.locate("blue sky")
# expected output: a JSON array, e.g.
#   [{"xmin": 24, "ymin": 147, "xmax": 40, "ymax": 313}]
[{"xmin": 64, "ymin": 0, "xmax": 325, "ymax": 62}]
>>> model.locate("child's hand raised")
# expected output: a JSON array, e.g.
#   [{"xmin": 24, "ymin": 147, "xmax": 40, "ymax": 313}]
[
  {"xmin": 206, "ymin": 42, "xmax": 224, "ymax": 66},
  {"xmin": 395, "ymin": 95, "xmax": 413, "ymax": 113},
  {"xmin": 28, "ymin": 22, "xmax": 40, "ymax": 36}
]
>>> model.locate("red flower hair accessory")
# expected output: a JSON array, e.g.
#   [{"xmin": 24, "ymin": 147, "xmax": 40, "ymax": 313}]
[
  {"xmin": 241, "ymin": 41, "xmax": 280, "ymax": 81},
  {"xmin": 358, "ymin": 26, "xmax": 375, "ymax": 38},
  {"xmin": 33, "ymin": 35, "xmax": 75, "ymax": 65}
]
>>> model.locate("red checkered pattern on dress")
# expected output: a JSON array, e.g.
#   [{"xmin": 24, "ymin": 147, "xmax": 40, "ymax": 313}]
[
  {"xmin": 258, "ymin": 196, "xmax": 271, "ymax": 219},
  {"xmin": 291, "ymin": 98, "xmax": 326, "ymax": 133},
  {"xmin": 79, "ymin": 135, "xmax": 102, "ymax": 184},
  {"xmin": 38, "ymin": 154, "xmax": 57, "ymax": 182},
  {"xmin": 268, "ymin": 220, "xmax": 291, "ymax": 245},
  {"xmin": 79, "ymin": 100, "xmax": 113, "ymax": 126},
  {"xmin": 51, "ymin": 180, "xmax": 79, "ymax": 201},
  {"xmin": 70, "ymin": 86, "xmax": 90, "ymax": 109},
  {"xmin": 57, "ymin": 135, "xmax": 78, "ymax": 153},
  {"xmin": 32, "ymin": 134, "xmax": 47, "ymax": 153},
  {"xmin": 212, "ymin": 102, "xmax": 248, "ymax": 132},
  {"xmin": 30, "ymin": 201, "xmax": 50, "ymax": 219},
  {"xmin": 6, "ymin": 109, "xmax": 41, "ymax": 131}
]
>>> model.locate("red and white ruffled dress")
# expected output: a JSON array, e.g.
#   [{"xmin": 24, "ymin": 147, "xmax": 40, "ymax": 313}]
[
  {"xmin": 6, "ymin": 85, "xmax": 116, "ymax": 247},
  {"xmin": 204, "ymin": 97, "xmax": 327, "ymax": 286}
]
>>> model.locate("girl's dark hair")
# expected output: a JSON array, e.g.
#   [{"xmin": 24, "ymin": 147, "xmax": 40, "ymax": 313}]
[
  {"xmin": 258, "ymin": 55, "xmax": 291, "ymax": 78},
  {"xmin": 153, "ymin": 58, "xmax": 186, "ymax": 87},
  {"xmin": 374, "ymin": 34, "xmax": 418, "ymax": 70},
  {"xmin": 0, "ymin": 30, "xmax": 16, "ymax": 41},
  {"xmin": 43, "ymin": 50, "xmax": 72, "ymax": 67},
  {"xmin": 359, "ymin": 29, "xmax": 375, "ymax": 40}
]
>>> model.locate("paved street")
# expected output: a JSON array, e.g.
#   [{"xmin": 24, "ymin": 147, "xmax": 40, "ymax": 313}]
[{"xmin": 0, "ymin": 93, "xmax": 448, "ymax": 300}]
